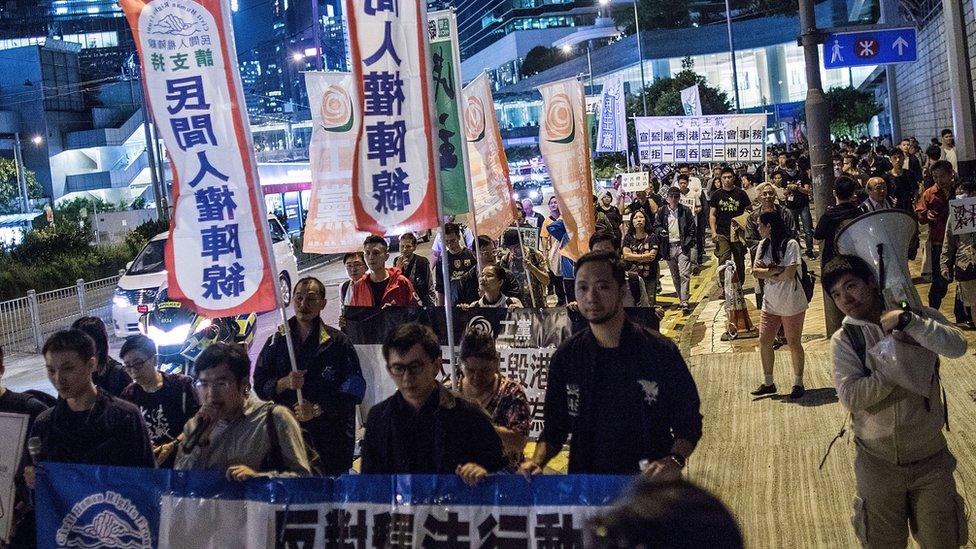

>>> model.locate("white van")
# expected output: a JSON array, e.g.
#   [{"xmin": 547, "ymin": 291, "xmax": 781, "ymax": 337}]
[{"xmin": 112, "ymin": 216, "xmax": 299, "ymax": 337}]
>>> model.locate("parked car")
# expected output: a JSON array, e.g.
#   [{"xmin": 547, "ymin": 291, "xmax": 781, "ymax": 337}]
[{"xmin": 112, "ymin": 216, "xmax": 298, "ymax": 337}]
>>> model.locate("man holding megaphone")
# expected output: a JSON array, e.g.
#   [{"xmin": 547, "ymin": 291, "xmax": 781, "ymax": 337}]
[{"xmin": 825, "ymin": 254, "xmax": 968, "ymax": 548}]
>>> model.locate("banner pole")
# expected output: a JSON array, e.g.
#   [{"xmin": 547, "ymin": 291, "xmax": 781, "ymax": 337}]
[
  {"xmin": 424, "ymin": 7, "xmax": 459, "ymax": 388},
  {"xmin": 519, "ymin": 231, "xmax": 538, "ymax": 307}
]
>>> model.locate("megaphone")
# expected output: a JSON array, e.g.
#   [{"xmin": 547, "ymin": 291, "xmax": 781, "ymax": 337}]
[{"xmin": 835, "ymin": 209, "xmax": 921, "ymax": 310}]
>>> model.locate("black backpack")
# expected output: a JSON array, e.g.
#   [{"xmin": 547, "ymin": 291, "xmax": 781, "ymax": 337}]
[{"xmin": 796, "ymin": 257, "xmax": 816, "ymax": 303}]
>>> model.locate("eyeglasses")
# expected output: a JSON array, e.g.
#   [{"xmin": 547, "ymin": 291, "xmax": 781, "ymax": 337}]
[
  {"xmin": 193, "ymin": 379, "xmax": 234, "ymax": 391},
  {"xmin": 388, "ymin": 360, "xmax": 430, "ymax": 377},
  {"xmin": 122, "ymin": 358, "xmax": 151, "ymax": 371}
]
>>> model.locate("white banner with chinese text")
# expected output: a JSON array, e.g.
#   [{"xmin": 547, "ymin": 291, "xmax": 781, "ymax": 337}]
[
  {"xmin": 635, "ymin": 114, "xmax": 766, "ymax": 165},
  {"xmin": 121, "ymin": 0, "xmax": 278, "ymax": 316},
  {"xmin": 949, "ymin": 197, "xmax": 976, "ymax": 236},
  {"xmin": 346, "ymin": 0, "xmax": 440, "ymax": 235},
  {"xmin": 595, "ymin": 74, "xmax": 627, "ymax": 153}
]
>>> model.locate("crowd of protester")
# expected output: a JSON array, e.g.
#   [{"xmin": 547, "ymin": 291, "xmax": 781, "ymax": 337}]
[{"xmin": 0, "ymin": 127, "xmax": 970, "ymax": 548}]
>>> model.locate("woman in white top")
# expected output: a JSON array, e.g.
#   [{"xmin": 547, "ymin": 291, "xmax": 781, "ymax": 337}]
[
  {"xmin": 460, "ymin": 265, "xmax": 523, "ymax": 309},
  {"xmin": 750, "ymin": 211, "xmax": 809, "ymax": 399}
]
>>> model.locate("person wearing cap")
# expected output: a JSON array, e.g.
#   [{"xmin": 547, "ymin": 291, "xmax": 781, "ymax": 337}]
[{"xmin": 655, "ymin": 186, "xmax": 695, "ymax": 313}]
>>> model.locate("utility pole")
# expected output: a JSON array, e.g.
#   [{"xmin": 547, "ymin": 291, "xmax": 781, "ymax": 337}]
[
  {"xmin": 138, "ymin": 77, "xmax": 164, "ymax": 221},
  {"xmin": 943, "ymin": 0, "xmax": 976, "ymax": 178},
  {"xmin": 798, "ymin": 0, "xmax": 837, "ymax": 333},
  {"xmin": 633, "ymin": 0, "xmax": 647, "ymax": 115},
  {"xmin": 724, "ymin": 0, "xmax": 742, "ymax": 111},
  {"xmin": 13, "ymin": 133, "xmax": 28, "ymax": 213}
]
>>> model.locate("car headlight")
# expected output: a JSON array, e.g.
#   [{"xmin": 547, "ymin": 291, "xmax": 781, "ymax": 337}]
[
  {"xmin": 147, "ymin": 324, "xmax": 192, "ymax": 347},
  {"xmin": 113, "ymin": 295, "xmax": 130, "ymax": 307},
  {"xmin": 529, "ymin": 190, "xmax": 539, "ymax": 199}
]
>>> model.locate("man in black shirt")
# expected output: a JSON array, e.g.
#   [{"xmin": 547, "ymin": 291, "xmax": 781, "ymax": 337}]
[
  {"xmin": 394, "ymin": 233, "xmax": 433, "ymax": 307},
  {"xmin": 520, "ymin": 251, "xmax": 702, "ymax": 478},
  {"xmin": 813, "ymin": 176, "xmax": 864, "ymax": 334},
  {"xmin": 30, "ymin": 329, "xmax": 155, "ymax": 468},
  {"xmin": 457, "ymin": 235, "xmax": 522, "ymax": 304},
  {"xmin": 72, "ymin": 316, "xmax": 130, "ymax": 396},
  {"xmin": 119, "ymin": 335, "xmax": 198, "ymax": 467},
  {"xmin": 434, "ymin": 222, "xmax": 477, "ymax": 305},
  {"xmin": 254, "ymin": 277, "xmax": 366, "ymax": 475},
  {"xmin": 361, "ymin": 323, "xmax": 507, "ymax": 485},
  {"xmin": 709, "ymin": 167, "xmax": 750, "ymax": 285}
]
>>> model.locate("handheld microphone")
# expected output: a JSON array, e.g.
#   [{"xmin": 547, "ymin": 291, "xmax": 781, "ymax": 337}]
[
  {"xmin": 181, "ymin": 417, "xmax": 213, "ymax": 453},
  {"xmin": 27, "ymin": 437, "xmax": 42, "ymax": 464}
]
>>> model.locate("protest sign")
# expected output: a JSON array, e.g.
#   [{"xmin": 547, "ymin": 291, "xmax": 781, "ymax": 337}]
[
  {"xmin": 538, "ymin": 77, "xmax": 596, "ymax": 261},
  {"xmin": 36, "ymin": 463, "xmax": 630, "ymax": 548},
  {"xmin": 302, "ymin": 71, "xmax": 372, "ymax": 253},
  {"xmin": 347, "ymin": 0, "xmax": 440, "ymax": 235},
  {"xmin": 121, "ymin": 0, "xmax": 279, "ymax": 316},
  {"xmin": 635, "ymin": 114, "xmax": 766, "ymax": 166},
  {"xmin": 0, "ymin": 412, "xmax": 28, "ymax": 541},
  {"xmin": 343, "ymin": 306, "xmax": 662, "ymax": 439},
  {"xmin": 618, "ymin": 171, "xmax": 650, "ymax": 193},
  {"xmin": 949, "ymin": 197, "xmax": 976, "ymax": 236}
]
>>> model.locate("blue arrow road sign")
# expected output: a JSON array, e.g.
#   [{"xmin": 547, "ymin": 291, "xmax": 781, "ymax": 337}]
[{"xmin": 823, "ymin": 27, "xmax": 917, "ymax": 69}]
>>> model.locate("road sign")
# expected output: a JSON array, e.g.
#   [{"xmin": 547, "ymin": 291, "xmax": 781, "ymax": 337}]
[{"xmin": 823, "ymin": 27, "xmax": 917, "ymax": 69}]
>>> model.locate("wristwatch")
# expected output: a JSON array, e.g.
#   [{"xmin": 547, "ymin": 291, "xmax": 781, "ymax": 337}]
[
  {"xmin": 667, "ymin": 452, "xmax": 687, "ymax": 469},
  {"xmin": 895, "ymin": 310, "xmax": 913, "ymax": 331}
]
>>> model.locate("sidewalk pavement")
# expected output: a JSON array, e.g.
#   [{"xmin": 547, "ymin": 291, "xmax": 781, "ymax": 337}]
[{"xmin": 661, "ymin": 243, "xmax": 976, "ymax": 548}]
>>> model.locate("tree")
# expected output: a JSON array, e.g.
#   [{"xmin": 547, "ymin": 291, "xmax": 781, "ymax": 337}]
[
  {"xmin": 520, "ymin": 46, "xmax": 565, "ymax": 79},
  {"xmin": 0, "ymin": 156, "xmax": 43, "ymax": 214},
  {"xmin": 822, "ymin": 86, "xmax": 883, "ymax": 138},
  {"xmin": 613, "ymin": 0, "xmax": 693, "ymax": 34}
]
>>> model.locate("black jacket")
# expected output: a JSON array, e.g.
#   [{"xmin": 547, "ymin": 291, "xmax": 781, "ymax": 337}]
[
  {"xmin": 395, "ymin": 254, "xmax": 433, "ymax": 307},
  {"xmin": 654, "ymin": 203, "xmax": 696, "ymax": 260},
  {"xmin": 361, "ymin": 385, "xmax": 507, "ymax": 474},
  {"xmin": 813, "ymin": 202, "xmax": 863, "ymax": 265},
  {"xmin": 540, "ymin": 320, "xmax": 703, "ymax": 474},
  {"xmin": 30, "ymin": 389, "xmax": 154, "ymax": 468},
  {"xmin": 254, "ymin": 318, "xmax": 365, "ymax": 472}
]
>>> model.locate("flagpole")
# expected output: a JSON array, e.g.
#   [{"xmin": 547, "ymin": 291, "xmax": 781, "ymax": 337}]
[{"xmin": 424, "ymin": 6, "xmax": 459, "ymax": 388}]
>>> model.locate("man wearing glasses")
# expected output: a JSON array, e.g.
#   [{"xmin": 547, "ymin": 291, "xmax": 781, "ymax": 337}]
[
  {"xmin": 176, "ymin": 342, "xmax": 311, "ymax": 479},
  {"xmin": 120, "ymin": 334, "xmax": 198, "ymax": 467},
  {"xmin": 254, "ymin": 277, "xmax": 366, "ymax": 475},
  {"xmin": 360, "ymin": 323, "xmax": 507, "ymax": 485}
]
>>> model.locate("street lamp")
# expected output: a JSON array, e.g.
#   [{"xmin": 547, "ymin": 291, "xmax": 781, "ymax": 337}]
[
  {"xmin": 562, "ymin": 44, "xmax": 594, "ymax": 99},
  {"xmin": 291, "ymin": 52, "xmax": 305, "ymax": 63},
  {"xmin": 31, "ymin": 135, "xmax": 42, "ymax": 146},
  {"xmin": 633, "ymin": 0, "xmax": 648, "ymax": 115}
]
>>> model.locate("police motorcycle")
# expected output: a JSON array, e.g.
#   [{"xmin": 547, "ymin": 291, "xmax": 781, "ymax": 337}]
[{"xmin": 138, "ymin": 283, "xmax": 257, "ymax": 377}]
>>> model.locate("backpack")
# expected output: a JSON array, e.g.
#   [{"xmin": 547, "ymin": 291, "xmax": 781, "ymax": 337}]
[{"xmin": 796, "ymin": 257, "xmax": 816, "ymax": 303}]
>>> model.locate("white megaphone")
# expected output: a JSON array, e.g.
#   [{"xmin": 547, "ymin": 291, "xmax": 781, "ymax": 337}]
[{"xmin": 835, "ymin": 209, "xmax": 921, "ymax": 311}]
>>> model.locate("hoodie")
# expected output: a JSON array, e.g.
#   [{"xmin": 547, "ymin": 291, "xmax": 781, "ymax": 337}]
[
  {"xmin": 348, "ymin": 266, "xmax": 418, "ymax": 307},
  {"xmin": 831, "ymin": 307, "xmax": 966, "ymax": 464}
]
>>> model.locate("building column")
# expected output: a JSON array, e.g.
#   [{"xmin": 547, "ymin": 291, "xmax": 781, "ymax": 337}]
[{"xmin": 943, "ymin": 0, "xmax": 976, "ymax": 177}]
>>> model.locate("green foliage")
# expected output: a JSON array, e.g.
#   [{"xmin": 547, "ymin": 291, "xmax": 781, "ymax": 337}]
[
  {"xmin": 0, "ymin": 156, "xmax": 43, "ymax": 214},
  {"xmin": 613, "ymin": 0, "xmax": 693, "ymax": 33},
  {"xmin": 0, "ymin": 216, "xmax": 169, "ymax": 300},
  {"xmin": 520, "ymin": 46, "xmax": 565, "ymax": 79},
  {"xmin": 504, "ymin": 145, "xmax": 541, "ymax": 162},
  {"xmin": 823, "ymin": 86, "xmax": 883, "ymax": 138},
  {"xmin": 593, "ymin": 153, "xmax": 628, "ymax": 179},
  {"xmin": 54, "ymin": 197, "xmax": 121, "ymax": 226}
]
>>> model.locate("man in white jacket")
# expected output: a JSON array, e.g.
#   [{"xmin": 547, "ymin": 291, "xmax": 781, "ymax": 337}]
[{"xmin": 824, "ymin": 254, "xmax": 968, "ymax": 548}]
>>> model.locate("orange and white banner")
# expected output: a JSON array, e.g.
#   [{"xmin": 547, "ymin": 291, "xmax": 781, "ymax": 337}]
[
  {"xmin": 462, "ymin": 72, "xmax": 514, "ymax": 240},
  {"xmin": 538, "ymin": 77, "xmax": 595, "ymax": 261},
  {"xmin": 303, "ymin": 72, "xmax": 371, "ymax": 253},
  {"xmin": 346, "ymin": 0, "xmax": 440, "ymax": 236},
  {"xmin": 121, "ymin": 0, "xmax": 277, "ymax": 316}
]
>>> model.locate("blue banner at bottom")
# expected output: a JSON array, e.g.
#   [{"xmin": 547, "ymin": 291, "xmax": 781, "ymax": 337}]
[{"xmin": 35, "ymin": 463, "xmax": 631, "ymax": 548}]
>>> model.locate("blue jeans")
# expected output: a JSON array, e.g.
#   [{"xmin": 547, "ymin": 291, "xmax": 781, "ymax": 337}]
[{"xmin": 792, "ymin": 205, "xmax": 814, "ymax": 253}]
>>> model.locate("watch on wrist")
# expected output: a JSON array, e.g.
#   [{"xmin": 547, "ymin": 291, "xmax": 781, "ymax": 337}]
[
  {"xmin": 896, "ymin": 310, "xmax": 913, "ymax": 331},
  {"xmin": 667, "ymin": 452, "xmax": 686, "ymax": 469}
]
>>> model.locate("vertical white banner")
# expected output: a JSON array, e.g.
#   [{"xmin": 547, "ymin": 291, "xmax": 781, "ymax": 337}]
[
  {"xmin": 303, "ymin": 72, "xmax": 372, "ymax": 253},
  {"xmin": 681, "ymin": 84, "xmax": 702, "ymax": 116},
  {"xmin": 595, "ymin": 74, "xmax": 628, "ymax": 153}
]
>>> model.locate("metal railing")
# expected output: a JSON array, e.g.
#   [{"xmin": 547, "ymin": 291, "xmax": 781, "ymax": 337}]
[{"xmin": 0, "ymin": 275, "xmax": 120, "ymax": 354}]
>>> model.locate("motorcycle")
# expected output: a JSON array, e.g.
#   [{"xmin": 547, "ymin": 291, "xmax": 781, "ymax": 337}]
[{"xmin": 138, "ymin": 284, "xmax": 257, "ymax": 377}]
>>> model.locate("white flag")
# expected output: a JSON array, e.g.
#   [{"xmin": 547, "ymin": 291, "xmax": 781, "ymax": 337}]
[
  {"xmin": 595, "ymin": 75, "xmax": 627, "ymax": 153},
  {"xmin": 681, "ymin": 84, "xmax": 702, "ymax": 116}
]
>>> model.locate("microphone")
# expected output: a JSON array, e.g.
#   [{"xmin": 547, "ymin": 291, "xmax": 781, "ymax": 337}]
[
  {"xmin": 27, "ymin": 437, "xmax": 42, "ymax": 464},
  {"xmin": 181, "ymin": 416, "xmax": 213, "ymax": 453}
]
